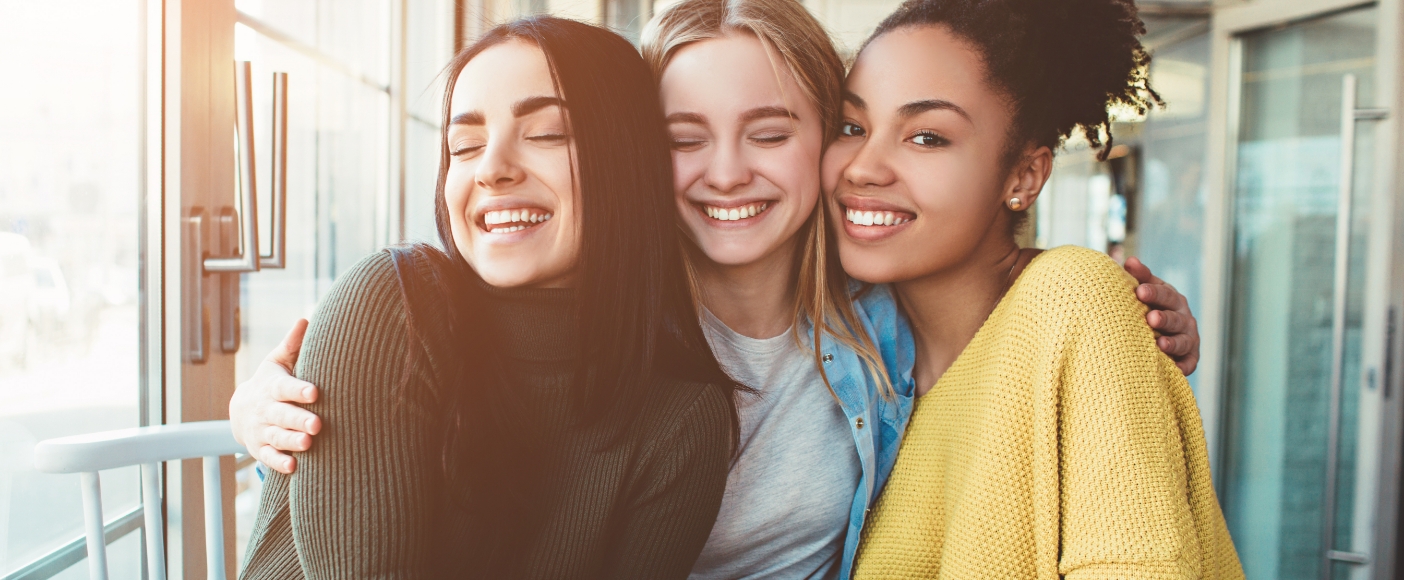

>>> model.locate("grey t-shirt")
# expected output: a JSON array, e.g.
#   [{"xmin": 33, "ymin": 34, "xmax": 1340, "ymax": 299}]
[{"xmin": 689, "ymin": 310, "xmax": 862, "ymax": 580}]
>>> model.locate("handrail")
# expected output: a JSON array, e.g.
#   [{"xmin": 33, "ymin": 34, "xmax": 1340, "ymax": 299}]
[{"xmin": 34, "ymin": 420, "xmax": 244, "ymax": 474}]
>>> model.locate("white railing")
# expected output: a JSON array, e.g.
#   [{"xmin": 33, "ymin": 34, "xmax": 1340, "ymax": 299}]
[{"xmin": 33, "ymin": 421, "xmax": 245, "ymax": 580}]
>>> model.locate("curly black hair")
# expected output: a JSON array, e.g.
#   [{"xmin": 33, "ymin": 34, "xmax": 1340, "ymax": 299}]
[{"xmin": 866, "ymin": 0, "xmax": 1162, "ymax": 161}]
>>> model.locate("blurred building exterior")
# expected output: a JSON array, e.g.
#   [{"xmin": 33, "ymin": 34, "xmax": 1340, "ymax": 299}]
[{"xmin": 1, "ymin": 0, "xmax": 1403, "ymax": 578}]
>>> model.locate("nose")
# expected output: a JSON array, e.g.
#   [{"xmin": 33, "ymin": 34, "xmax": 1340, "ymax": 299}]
[
  {"xmin": 841, "ymin": 138, "xmax": 897, "ymax": 189},
  {"xmin": 475, "ymin": 137, "xmax": 526, "ymax": 189},
  {"xmin": 702, "ymin": 139, "xmax": 753, "ymax": 193}
]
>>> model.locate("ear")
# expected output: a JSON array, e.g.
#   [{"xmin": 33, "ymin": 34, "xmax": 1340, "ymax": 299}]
[{"xmin": 1003, "ymin": 145, "xmax": 1053, "ymax": 211}]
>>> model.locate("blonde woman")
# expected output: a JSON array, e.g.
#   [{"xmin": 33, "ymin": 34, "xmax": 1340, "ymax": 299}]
[{"xmin": 229, "ymin": 1, "xmax": 1205, "ymax": 577}]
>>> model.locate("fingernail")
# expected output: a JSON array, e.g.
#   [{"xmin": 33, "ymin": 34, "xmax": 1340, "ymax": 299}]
[
  {"xmin": 305, "ymin": 418, "xmax": 315, "ymax": 432},
  {"xmin": 302, "ymin": 386, "xmax": 314, "ymax": 400}
]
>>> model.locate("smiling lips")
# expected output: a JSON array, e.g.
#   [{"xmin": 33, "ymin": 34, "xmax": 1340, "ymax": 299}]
[
  {"xmin": 702, "ymin": 201, "xmax": 770, "ymax": 222},
  {"xmin": 481, "ymin": 208, "xmax": 553, "ymax": 234}
]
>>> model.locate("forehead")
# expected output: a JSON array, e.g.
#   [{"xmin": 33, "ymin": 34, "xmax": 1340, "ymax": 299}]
[
  {"xmin": 659, "ymin": 32, "xmax": 814, "ymax": 116},
  {"xmin": 451, "ymin": 39, "xmax": 558, "ymax": 113},
  {"xmin": 848, "ymin": 26, "xmax": 990, "ymax": 113}
]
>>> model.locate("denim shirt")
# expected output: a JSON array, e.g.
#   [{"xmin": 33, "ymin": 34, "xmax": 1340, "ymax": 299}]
[{"xmin": 801, "ymin": 282, "xmax": 915, "ymax": 579}]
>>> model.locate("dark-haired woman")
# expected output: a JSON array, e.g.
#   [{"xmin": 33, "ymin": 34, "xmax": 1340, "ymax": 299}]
[
  {"xmin": 239, "ymin": 17, "xmax": 740, "ymax": 579},
  {"xmin": 827, "ymin": 0, "xmax": 1244, "ymax": 577}
]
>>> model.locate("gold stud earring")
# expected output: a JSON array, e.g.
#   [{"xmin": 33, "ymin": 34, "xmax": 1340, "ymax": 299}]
[{"xmin": 1007, "ymin": 197, "xmax": 1024, "ymax": 211}]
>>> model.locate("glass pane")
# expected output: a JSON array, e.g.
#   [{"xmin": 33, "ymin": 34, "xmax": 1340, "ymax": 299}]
[
  {"xmin": 1220, "ymin": 7, "xmax": 1377, "ymax": 580},
  {"xmin": 0, "ymin": 0, "xmax": 144, "ymax": 572},
  {"xmin": 1137, "ymin": 29, "xmax": 1210, "ymax": 393},
  {"xmin": 50, "ymin": 530, "xmax": 143, "ymax": 580}
]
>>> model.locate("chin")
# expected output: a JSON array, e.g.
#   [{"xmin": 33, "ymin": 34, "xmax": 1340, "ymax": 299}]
[
  {"xmin": 472, "ymin": 258, "xmax": 544, "ymax": 288},
  {"xmin": 692, "ymin": 238, "xmax": 780, "ymax": 268},
  {"xmin": 837, "ymin": 246, "xmax": 907, "ymax": 285}
]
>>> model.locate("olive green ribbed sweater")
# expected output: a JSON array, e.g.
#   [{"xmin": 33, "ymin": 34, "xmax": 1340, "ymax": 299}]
[{"xmin": 239, "ymin": 251, "xmax": 733, "ymax": 579}]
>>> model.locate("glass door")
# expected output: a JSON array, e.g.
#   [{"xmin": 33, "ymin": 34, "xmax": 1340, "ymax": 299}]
[
  {"xmin": 1219, "ymin": 6, "xmax": 1389, "ymax": 579},
  {"xmin": 227, "ymin": 0, "xmax": 456, "ymax": 564},
  {"xmin": 0, "ymin": 0, "xmax": 151, "ymax": 576}
]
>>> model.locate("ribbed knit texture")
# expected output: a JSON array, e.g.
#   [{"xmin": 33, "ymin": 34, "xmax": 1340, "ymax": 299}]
[
  {"xmin": 853, "ymin": 246, "xmax": 1243, "ymax": 580},
  {"xmin": 239, "ymin": 251, "xmax": 733, "ymax": 579}
]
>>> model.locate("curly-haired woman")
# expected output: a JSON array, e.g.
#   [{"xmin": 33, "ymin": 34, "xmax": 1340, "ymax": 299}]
[{"xmin": 828, "ymin": 0, "xmax": 1244, "ymax": 577}]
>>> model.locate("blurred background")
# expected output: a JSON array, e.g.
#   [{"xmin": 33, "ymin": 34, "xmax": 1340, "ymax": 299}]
[{"xmin": 1, "ymin": 0, "xmax": 1402, "ymax": 578}]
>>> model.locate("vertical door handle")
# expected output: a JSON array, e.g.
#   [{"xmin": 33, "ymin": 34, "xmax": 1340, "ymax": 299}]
[
  {"xmin": 187, "ymin": 62, "xmax": 290, "ymax": 360},
  {"xmin": 261, "ymin": 72, "xmax": 288, "ymax": 269},
  {"xmin": 1320, "ymin": 73, "xmax": 1388, "ymax": 575},
  {"xmin": 204, "ymin": 62, "xmax": 289, "ymax": 273}
]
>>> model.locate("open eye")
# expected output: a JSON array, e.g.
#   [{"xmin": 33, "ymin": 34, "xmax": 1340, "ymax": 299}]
[
  {"xmin": 840, "ymin": 122, "xmax": 866, "ymax": 138},
  {"xmin": 909, "ymin": 131, "xmax": 949, "ymax": 148}
]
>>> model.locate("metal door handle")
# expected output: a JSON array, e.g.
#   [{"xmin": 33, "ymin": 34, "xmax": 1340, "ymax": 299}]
[
  {"xmin": 1321, "ymin": 73, "xmax": 1388, "ymax": 575},
  {"xmin": 186, "ymin": 62, "xmax": 290, "ymax": 362},
  {"xmin": 204, "ymin": 62, "xmax": 288, "ymax": 273}
]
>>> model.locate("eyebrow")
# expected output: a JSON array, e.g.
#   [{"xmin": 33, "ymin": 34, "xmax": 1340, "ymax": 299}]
[
  {"xmin": 666, "ymin": 112, "xmax": 706, "ymax": 125},
  {"xmin": 898, "ymin": 99, "xmax": 972, "ymax": 122},
  {"xmin": 842, "ymin": 91, "xmax": 867, "ymax": 110},
  {"xmin": 449, "ymin": 95, "xmax": 566, "ymax": 126},
  {"xmin": 512, "ymin": 95, "xmax": 565, "ymax": 117},
  {"xmin": 739, "ymin": 106, "xmax": 798, "ymax": 123}
]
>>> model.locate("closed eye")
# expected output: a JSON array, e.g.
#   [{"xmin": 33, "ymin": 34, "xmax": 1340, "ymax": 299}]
[
  {"xmin": 750, "ymin": 132, "xmax": 792, "ymax": 146},
  {"xmin": 450, "ymin": 145, "xmax": 484, "ymax": 157},
  {"xmin": 671, "ymin": 138, "xmax": 706, "ymax": 151},
  {"xmin": 527, "ymin": 133, "xmax": 569, "ymax": 144}
]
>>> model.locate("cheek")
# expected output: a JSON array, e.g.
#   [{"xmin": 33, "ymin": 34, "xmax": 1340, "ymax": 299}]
[
  {"xmin": 444, "ymin": 164, "xmax": 475, "ymax": 235},
  {"xmin": 671, "ymin": 150, "xmax": 707, "ymax": 198},
  {"xmin": 820, "ymin": 143, "xmax": 857, "ymax": 194}
]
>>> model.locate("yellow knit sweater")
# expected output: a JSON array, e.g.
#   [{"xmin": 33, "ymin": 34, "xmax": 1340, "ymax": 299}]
[{"xmin": 853, "ymin": 246, "xmax": 1243, "ymax": 580}]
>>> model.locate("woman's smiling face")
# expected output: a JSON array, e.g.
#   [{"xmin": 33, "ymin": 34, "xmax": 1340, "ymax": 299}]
[
  {"xmin": 822, "ymin": 25, "xmax": 1023, "ymax": 284},
  {"xmin": 659, "ymin": 32, "xmax": 825, "ymax": 268},
  {"xmin": 444, "ymin": 39, "xmax": 582, "ymax": 288}
]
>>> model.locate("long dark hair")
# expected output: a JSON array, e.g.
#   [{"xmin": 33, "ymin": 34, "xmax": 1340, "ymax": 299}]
[{"xmin": 394, "ymin": 15, "xmax": 741, "ymax": 571}]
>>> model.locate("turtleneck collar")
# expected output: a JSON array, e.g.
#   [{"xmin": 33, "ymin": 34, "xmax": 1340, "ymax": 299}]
[{"xmin": 476, "ymin": 277, "xmax": 579, "ymax": 363}]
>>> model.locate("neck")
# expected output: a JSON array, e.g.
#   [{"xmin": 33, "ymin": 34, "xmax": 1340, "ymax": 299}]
[
  {"xmin": 895, "ymin": 238, "xmax": 1021, "ymax": 395},
  {"xmin": 692, "ymin": 238, "xmax": 800, "ymax": 340}
]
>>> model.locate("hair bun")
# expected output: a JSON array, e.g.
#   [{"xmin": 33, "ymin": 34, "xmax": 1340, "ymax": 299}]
[{"xmin": 870, "ymin": 0, "xmax": 1161, "ymax": 159}]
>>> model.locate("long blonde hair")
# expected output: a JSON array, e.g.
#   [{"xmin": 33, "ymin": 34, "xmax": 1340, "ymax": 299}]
[{"xmin": 641, "ymin": 0, "xmax": 895, "ymax": 399}]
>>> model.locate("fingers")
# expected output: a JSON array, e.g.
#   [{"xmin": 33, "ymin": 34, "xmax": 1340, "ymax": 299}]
[
  {"xmin": 1176, "ymin": 355, "xmax": 1199, "ymax": 376},
  {"xmin": 269, "ymin": 319, "xmax": 310, "ymax": 374},
  {"xmin": 1158, "ymin": 335, "xmax": 1201, "ymax": 375},
  {"xmin": 267, "ymin": 401, "xmax": 322, "ymax": 435},
  {"xmin": 1156, "ymin": 333, "xmax": 1194, "ymax": 359},
  {"xmin": 1146, "ymin": 309, "xmax": 1192, "ymax": 336},
  {"xmin": 256, "ymin": 445, "xmax": 298, "ymax": 475},
  {"xmin": 272, "ymin": 375, "xmax": 319, "ymax": 405},
  {"xmin": 262, "ymin": 424, "xmax": 313, "ymax": 452},
  {"xmin": 1135, "ymin": 282, "xmax": 1186, "ymax": 311},
  {"xmin": 1124, "ymin": 256, "xmax": 1154, "ymax": 285}
]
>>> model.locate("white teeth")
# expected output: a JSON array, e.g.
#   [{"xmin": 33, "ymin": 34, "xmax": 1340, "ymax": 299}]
[
  {"xmin": 702, "ymin": 202, "xmax": 770, "ymax": 222},
  {"xmin": 845, "ymin": 207, "xmax": 911, "ymax": 227},
  {"xmin": 483, "ymin": 208, "xmax": 552, "ymax": 229}
]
